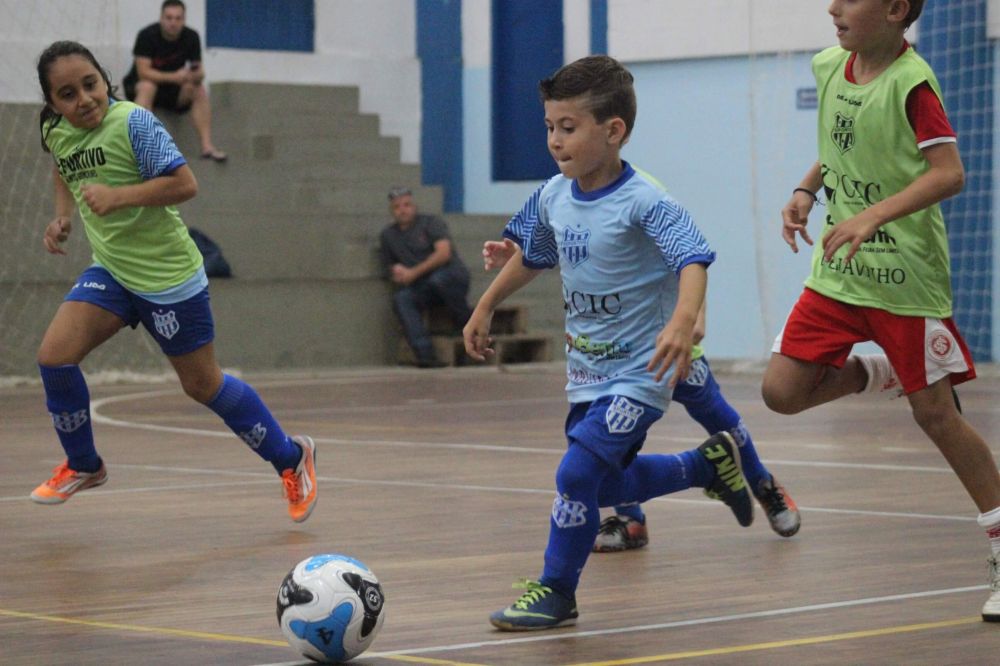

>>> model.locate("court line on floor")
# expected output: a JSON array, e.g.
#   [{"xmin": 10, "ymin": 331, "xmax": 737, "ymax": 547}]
[
  {"xmin": 561, "ymin": 616, "xmax": 982, "ymax": 665},
  {"xmin": 0, "ymin": 609, "xmax": 487, "ymax": 666},
  {"xmin": 2, "ymin": 587, "xmax": 984, "ymax": 666},
  {"xmin": 90, "ymin": 392, "xmax": 962, "ymax": 473},
  {"xmin": 5, "ymin": 460, "xmax": 977, "ymax": 523},
  {"xmin": 349, "ymin": 585, "xmax": 987, "ymax": 659}
]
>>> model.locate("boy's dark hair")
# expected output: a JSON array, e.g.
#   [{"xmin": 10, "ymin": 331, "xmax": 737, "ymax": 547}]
[
  {"xmin": 539, "ymin": 55, "xmax": 637, "ymax": 139},
  {"xmin": 36, "ymin": 40, "xmax": 116, "ymax": 152},
  {"xmin": 161, "ymin": 0, "xmax": 186, "ymax": 12},
  {"xmin": 903, "ymin": 0, "xmax": 924, "ymax": 28}
]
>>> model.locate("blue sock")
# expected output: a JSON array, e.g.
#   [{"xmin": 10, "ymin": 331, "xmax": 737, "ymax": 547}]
[
  {"xmin": 539, "ymin": 444, "xmax": 608, "ymax": 598},
  {"xmin": 613, "ymin": 503, "xmax": 645, "ymax": 523},
  {"xmin": 598, "ymin": 450, "xmax": 712, "ymax": 507},
  {"xmin": 205, "ymin": 374, "xmax": 301, "ymax": 473},
  {"xmin": 676, "ymin": 366, "xmax": 769, "ymax": 488},
  {"xmin": 39, "ymin": 364, "xmax": 100, "ymax": 473}
]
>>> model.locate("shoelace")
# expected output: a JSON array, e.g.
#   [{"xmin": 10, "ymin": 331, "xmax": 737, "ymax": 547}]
[
  {"xmin": 282, "ymin": 471, "xmax": 302, "ymax": 503},
  {"xmin": 46, "ymin": 462, "xmax": 76, "ymax": 487},
  {"xmin": 511, "ymin": 579, "xmax": 552, "ymax": 609},
  {"xmin": 757, "ymin": 480, "xmax": 788, "ymax": 515},
  {"xmin": 597, "ymin": 517, "xmax": 626, "ymax": 536},
  {"xmin": 988, "ymin": 557, "xmax": 1000, "ymax": 592}
]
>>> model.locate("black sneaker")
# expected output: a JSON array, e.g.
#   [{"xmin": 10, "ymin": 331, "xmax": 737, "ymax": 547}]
[
  {"xmin": 592, "ymin": 515, "xmax": 649, "ymax": 552},
  {"xmin": 489, "ymin": 579, "xmax": 578, "ymax": 631},
  {"xmin": 699, "ymin": 432, "xmax": 754, "ymax": 527},
  {"xmin": 754, "ymin": 474, "xmax": 800, "ymax": 537}
]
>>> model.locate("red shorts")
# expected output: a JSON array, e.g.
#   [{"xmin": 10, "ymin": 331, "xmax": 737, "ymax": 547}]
[{"xmin": 773, "ymin": 288, "xmax": 975, "ymax": 394}]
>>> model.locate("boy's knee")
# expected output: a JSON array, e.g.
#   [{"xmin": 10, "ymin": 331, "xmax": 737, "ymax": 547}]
[
  {"xmin": 179, "ymin": 373, "xmax": 222, "ymax": 404},
  {"xmin": 760, "ymin": 379, "xmax": 802, "ymax": 415}
]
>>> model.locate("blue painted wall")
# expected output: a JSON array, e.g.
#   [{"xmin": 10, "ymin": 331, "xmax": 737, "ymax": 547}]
[
  {"xmin": 206, "ymin": 0, "xmax": 314, "ymax": 51},
  {"xmin": 417, "ymin": 0, "xmax": 464, "ymax": 211},
  {"xmin": 491, "ymin": 0, "xmax": 564, "ymax": 181}
]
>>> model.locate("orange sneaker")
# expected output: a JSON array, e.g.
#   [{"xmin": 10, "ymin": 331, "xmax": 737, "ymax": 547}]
[
  {"xmin": 30, "ymin": 460, "xmax": 107, "ymax": 504},
  {"xmin": 281, "ymin": 436, "xmax": 317, "ymax": 523}
]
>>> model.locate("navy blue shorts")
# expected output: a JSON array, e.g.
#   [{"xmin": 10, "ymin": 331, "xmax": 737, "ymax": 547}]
[
  {"xmin": 565, "ymin": 395, "xmax": 664, "ymax": 471},
  {"xmin": 65, "ymin": 266, "xmax": 214, "ymax": 356}
]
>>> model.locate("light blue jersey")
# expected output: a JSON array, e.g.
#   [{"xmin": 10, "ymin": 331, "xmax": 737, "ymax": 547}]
[{"xmin": 504, "ymin": 162, "xmax": 715, "ymax": 410}]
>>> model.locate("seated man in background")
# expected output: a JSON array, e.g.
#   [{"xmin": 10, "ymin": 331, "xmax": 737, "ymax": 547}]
[
  {"xmin": 379, "ymin": 187, "xmax": 473, "ymax": 368},
  {"xmin": 122, "ymin": 0, "xmax": 227, "ymax": 161}
]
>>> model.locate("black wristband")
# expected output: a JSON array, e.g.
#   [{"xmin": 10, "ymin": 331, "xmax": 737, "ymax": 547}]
[{"xmin": 793, "ymin": 187, "xmax": 818, "ymax": 202}]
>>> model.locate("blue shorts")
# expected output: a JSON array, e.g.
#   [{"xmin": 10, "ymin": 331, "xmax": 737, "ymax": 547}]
[
  {"xmin": 565, "ymin": 395, "xmax": 664, "ymax": 471},
  {"xmin": 65, "ymin": 266, "xmax": 215, "ymax": 356}
]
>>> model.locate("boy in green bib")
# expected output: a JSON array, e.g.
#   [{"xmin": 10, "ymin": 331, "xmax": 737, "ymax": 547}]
[{"xmin": 761, "ymin": 0, "xmax": 1000, "ymax": 621}]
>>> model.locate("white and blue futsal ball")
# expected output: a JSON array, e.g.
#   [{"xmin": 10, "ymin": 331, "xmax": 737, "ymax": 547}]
[{"xmin": 277, "ymin": 554, "xmax": 386, "ymax": 663}]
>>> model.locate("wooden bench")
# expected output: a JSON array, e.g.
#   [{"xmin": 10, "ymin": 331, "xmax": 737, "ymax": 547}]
[{"xmin": 397, "ymin": 304, "xmax": 553, "ymax": 366}]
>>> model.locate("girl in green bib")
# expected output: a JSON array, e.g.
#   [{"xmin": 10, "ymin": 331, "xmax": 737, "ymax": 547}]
[{"xmin": 30, "ymin": 41, "xmax": 317, "ymax": 524}]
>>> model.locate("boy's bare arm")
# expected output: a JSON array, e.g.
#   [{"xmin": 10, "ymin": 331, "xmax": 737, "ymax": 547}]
[
  {"xmin": 464, "ymin": 247, "xmax": 541, "ymax": 360},
  {"xmin": 822, "ymin": 143, "xmax": 964, "ymax": 263},
  {"xmin": 781, "ymin": 161, "xmax": 822, "ymax": 253},
  {"xmin": 648, "ymin": 262, "xmax": 707, "ymax": 385}
]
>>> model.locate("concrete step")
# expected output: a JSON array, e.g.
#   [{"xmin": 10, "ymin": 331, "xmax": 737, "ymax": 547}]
[
  {"xmin": 243, "ymin": 134, "xmax": 402, "ymax": 164},
  {"xmin": 211, "ymin": 82, "xmax": 361, "ymax": 115}
]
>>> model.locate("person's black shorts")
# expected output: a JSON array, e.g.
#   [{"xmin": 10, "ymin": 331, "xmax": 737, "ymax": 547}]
[{"xmin": 123, "ymin": 77, "xmax": 191, "ymax": 113}]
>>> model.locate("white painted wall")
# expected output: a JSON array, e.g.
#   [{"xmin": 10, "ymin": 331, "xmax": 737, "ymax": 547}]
[{"xmin": 0, "ymin": 0, "xmax": 421, "ymax": 162}]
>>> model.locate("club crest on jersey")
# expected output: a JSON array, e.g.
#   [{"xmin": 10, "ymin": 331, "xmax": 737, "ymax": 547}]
[
  {"xmin": 832, "ymin": 112, "xmax": 855, "ymax": 154},
  {"xmin": 153, "ymin": 310, "xmax": 180, "ymax": 340},
  {"xmin": 605, "ymin": 396, "xmax": 644, "ymax": 434},
  {"xmin": 561, "ymin": 226, "xmax": 590, "ymax": 267}
]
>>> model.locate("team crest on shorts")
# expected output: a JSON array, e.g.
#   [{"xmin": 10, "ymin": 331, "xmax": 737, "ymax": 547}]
[
  {"xmin": 605, "ymin": 396, "xmax": 644, "ymax": 434},
  {"xmin": 832, "ymin": 112, "xmax": 855, "ymax": 154},
  {"xmin": 153, "ymin": 309, "xmax": 180, "ymax": 340},
  {"xmin": 562, "ymin": 226, "xmax": 590, "ymax": 267},
  {"xmin": 927, "ymin": 330, "xmax": 953, "ymax": 361}
]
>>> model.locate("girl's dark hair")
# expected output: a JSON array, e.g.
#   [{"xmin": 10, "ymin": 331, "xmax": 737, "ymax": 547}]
[
  {"xmin": 904, "ymin": 0, "xmax": 925, "ymax": 28},
  {"xmin": 539, "ymin": 55, "xmax": 637, "ymax": 140},
  {"xmin": 37, "ymin": 40, "xmax": 115, "ymax": 152}
]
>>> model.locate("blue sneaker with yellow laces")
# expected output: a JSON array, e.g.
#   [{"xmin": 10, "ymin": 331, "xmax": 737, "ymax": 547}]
[{"xmin": 489, "ymin": 579, "xmax": 578, "ymax": 631}]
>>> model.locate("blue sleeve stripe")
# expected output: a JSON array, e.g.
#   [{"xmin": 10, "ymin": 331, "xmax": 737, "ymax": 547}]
[
  {"xmin": 677, "ymin": 253, "xmax": 716, "ymax": 274},
  {"xmin": 162, "ymin": 156, "xmax": 188, "ymax": 174},
  {"xmin": 639, "ymin": 199, "xmax": 714, "ymax": 273},
  {"xmin": 127, "ymin": 107, "xmax": 184, "ymax": 180},
  {"xmin": 508, "ymin": 182, "xmax": 558, "ymax": 269}
]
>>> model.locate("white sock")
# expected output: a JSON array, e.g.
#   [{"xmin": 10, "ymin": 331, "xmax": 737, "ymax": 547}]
[
  {"xmin": 855, "ymin": 354, "xmax": 903, "ymax": 398},
  {"xmin": 977, "ymin": 506, "xmax": 1000, "ymax": 557}
]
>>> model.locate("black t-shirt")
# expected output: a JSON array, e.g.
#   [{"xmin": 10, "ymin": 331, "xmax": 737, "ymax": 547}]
[{"xmin": 123, "ymin": 23, "xmax": 202, "ymax": 87}]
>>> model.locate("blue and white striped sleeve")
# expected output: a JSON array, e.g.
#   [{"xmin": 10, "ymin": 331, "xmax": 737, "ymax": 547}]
[
  {"xmin": 505, "ymin": 184, "xmax": 557, "ymax": 269},
  {"xmin": 127, "ymin": 107, "xmax": 187, "ymax": 180},
  {"xmin": 638, "ymin": 198, "xmax": 716, "ymax": 274}
]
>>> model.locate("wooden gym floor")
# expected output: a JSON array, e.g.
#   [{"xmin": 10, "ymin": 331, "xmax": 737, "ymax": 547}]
[{"xmin": 2, "ymin": 362, "xmax": 1000, "ymax": 665}]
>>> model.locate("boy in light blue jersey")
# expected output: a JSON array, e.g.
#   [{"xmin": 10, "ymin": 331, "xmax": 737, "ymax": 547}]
[
  {"xmin": 482, "ymin": 237, "xmax": 800, "ymax": 549},
  {"xmin": 464, "ymin": 55, "xmax": 754, "ymax": 631}
]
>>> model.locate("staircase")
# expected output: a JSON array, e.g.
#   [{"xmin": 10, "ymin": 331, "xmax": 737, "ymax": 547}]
[{"xmin": 152, "ymin": 82, "xmax": 564, "ymax": 371}]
